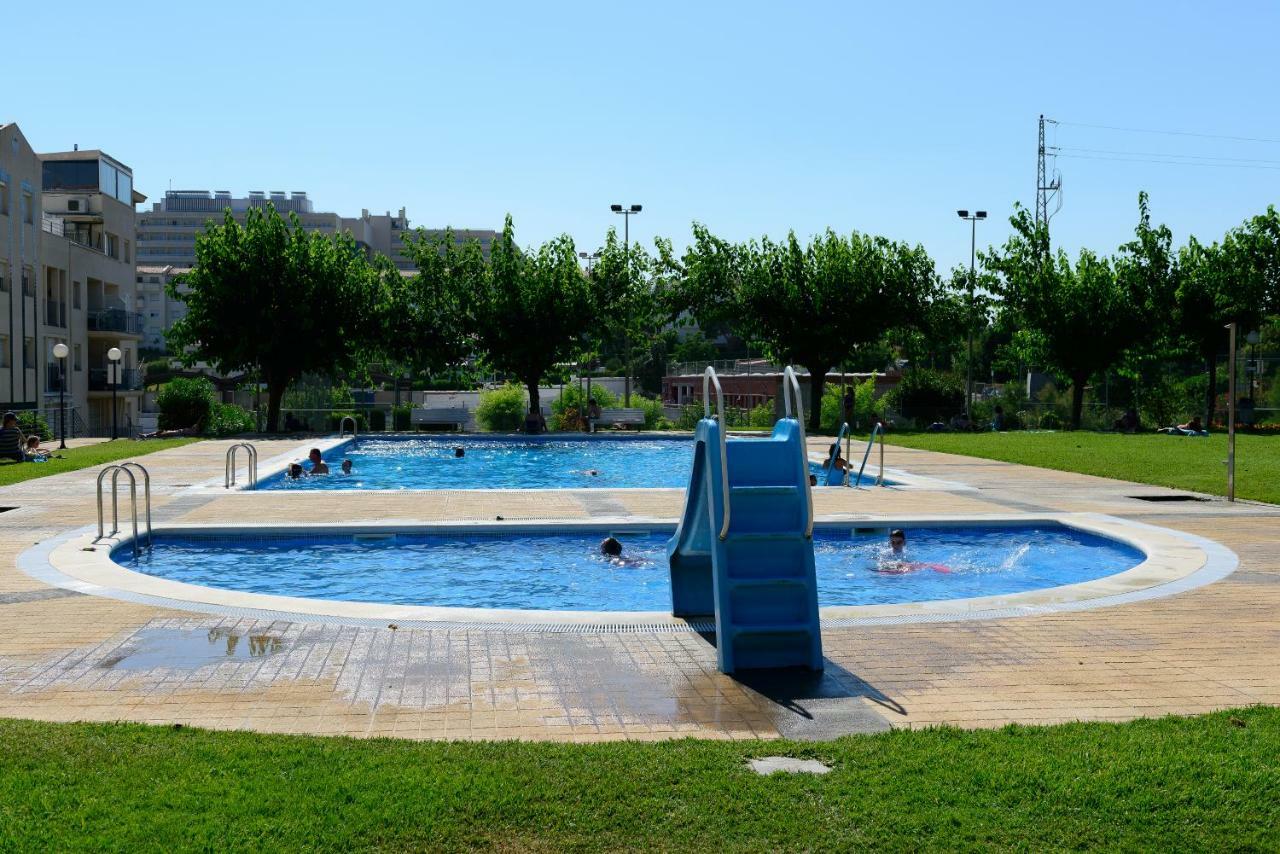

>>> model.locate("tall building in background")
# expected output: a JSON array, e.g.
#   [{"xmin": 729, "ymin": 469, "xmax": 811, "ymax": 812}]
[
  {"xmin": 136, "ymin": 191, "xmax": 496, "ymax": 353},
  {"xmin": 0, "ymin": 122, "xmax": 144, "ymax": 436}
]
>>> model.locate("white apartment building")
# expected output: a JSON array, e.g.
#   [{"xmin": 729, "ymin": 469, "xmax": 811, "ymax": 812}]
[
  {"xmin": 0, "ymin": 122, "xmax": 144, "ymax": 436},
  {"xmin": 136, "ymin": 190, "xmax": 496, "ymax": 353}
]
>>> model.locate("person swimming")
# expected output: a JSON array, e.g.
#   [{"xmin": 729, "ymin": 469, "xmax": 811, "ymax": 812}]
[
  {"xmin": 599, "ymin": 536, "xmax": 649, "ymax": 566},
  {"xmin": 875, "ymin": 529, "xmax": 951, "ymax": 575},
  {"xmin": 341, "ymin": 459, "xmax": 353, "ymax": 474},
  {"xmin": 307, "ymin": 448, "xmax": 329, "ymax": 475},
  {"xmin": 454, "ymin": 447, "xmax": 465, "ymax": 458},
  {"xmin": 287, "ymin": 463, "xmax": 305, "ymax": 479}
]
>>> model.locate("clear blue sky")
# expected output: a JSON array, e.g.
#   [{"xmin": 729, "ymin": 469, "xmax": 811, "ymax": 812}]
[{"xmin": 8, "ymin": 1, "xmax": 1279, "ymax": 274}]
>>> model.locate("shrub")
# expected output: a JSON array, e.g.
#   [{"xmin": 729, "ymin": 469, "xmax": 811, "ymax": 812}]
[
  {"xmin": 1038, "ymin": 410, "xmax": 1063, "ymax": 430},
  {"xmin": 369, "ymin": 409, "xmax": 387, "ymax": 432},
  {"xmin": 550, "ymin": 385, "xmax": 618, "ymax": 431},
  {"xmin": 392, "ymin": 404, "xmax": 412, "ymax": 431},
  {"xmin": 820, "ymin": 377, "xmax": 878, "ymax": 432},
  {"xmin": 632, "ymin": 395, "xmax": 668, "ymax": 430},
  {"xmin": 475, "ymin": 384, "xmax": 527, "ymax": 432},
  {"xmin": 747, "ymin": 401, "xmax": 775, "ymax": 429},
  {"xmin": 204, "ymin": 403, "xmax": 255, "ymax": 437},
  {"xmin": 18, "ymin": 412, "xmax": 52, "ymax": 441},
  {"xmin": 889, "ymin": 369, "xmax": 964, "ymax": 425},
  {"xmin": 157, "ymin": 377, "xmax": 216, "ymax": 430}
]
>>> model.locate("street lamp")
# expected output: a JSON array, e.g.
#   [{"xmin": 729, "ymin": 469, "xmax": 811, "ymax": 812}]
[
  {"xmin": 610, "ymin": 204, "xmax": 642, "ymax": 406},
  {"xmin": 956, "ymin": 210, "xmax": 987, "ymax": 421},
  {"xmin": 578, "ymin": 250, "xmax": 601, "ymax": 274},
  {"xmin": 52, "ymin": 343, "xmax": 68, "ymax": 450},
  {"xmin": 107, "ymin": 347, "xmax": 122, "ymax": 440}
]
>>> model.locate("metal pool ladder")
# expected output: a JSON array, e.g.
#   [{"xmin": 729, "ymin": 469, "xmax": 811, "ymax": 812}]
[
  {"xmin": 340, "ymin": 416, "xmax": 358, "ymax": 439},
  {"xmin": 225, "ymin": 442, "xmax": 259, "ymax": 488},
  {"xmin": 853, "ymin": 422, "xmax": 885, "ymax": 487},
  {"xmin": 95, "ymin": 462, "xmax": 153, "ymax": 558}
]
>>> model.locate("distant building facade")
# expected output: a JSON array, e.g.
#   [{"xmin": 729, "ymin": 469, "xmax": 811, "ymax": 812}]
[
  {"xmin": 136, "ymin": 190, "xmax": 496, "ymax": 353},
  {"xmin": 0, "ymin": 122, "xmax": 145, "ymax": 435}
]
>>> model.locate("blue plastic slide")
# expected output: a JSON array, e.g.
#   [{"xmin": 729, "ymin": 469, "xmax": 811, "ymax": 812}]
[{"xmin": 667, "ymin": 367, "xmax": 823, "ymax": 674}]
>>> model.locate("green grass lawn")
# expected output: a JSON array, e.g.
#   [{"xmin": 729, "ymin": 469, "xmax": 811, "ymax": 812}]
[
  {"xmin": 880, "ymin": 431, "xmax": 1280, "ymax": 504},
  {"xmin": 0, "ymin": 438, "xmax": 200, "ymax": 487},
  {"xmin": 1, "ymin": 709, "xmax": 1277, "ymax": 851}
]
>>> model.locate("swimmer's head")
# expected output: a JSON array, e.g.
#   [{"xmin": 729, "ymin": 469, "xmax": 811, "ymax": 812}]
[
  {"xmin": 600, "ymin": 536, "xmax": 622, "ymax": 557},
  {"xmin": 454, "ymin": 447, "xmax": 465, "ymax": 458},
  {"xmin": 889, "ymin": 528, "xmax": 906, "ymax": 552},
  {"xmin": 341, "ymin": 459, "xmax": 352, "ymax": 474},
  {"xmin": 809, "ymin": 474, "xmax": 818, "ymax": 486},
  {"xmin": 288, "ymin": 463, "xmax": 304, "ymax": 479}
]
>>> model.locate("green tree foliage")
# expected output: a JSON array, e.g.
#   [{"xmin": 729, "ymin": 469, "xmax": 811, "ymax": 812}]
[
  {"xmin": 167, "ymin": 205, "xmax": 375, "ymax": 432},
  {"xmin": 156, "ymin": 376, "xmax": 216, "ymax": 430},
  {"xmin": 674, "ymin": 225, "xmax": 937, "ymax": 430},
  {"xmin": 474, "ymin": 383, "xmax": 527, "ymax": 432},
  {"xmin": 591, "ymin": 228, "xmax": 663, "ymax": 405},
  {"xmin": 983, "ymin": 204, "xmax": 1148, "ymax": 429},
  {"xmin": 1175, "ymin": 205, "xmax": 1280, "ymax": 425},
  {"xmin": 391, "ymin": 228, "xmax": 483, "ymax": 376},
  {"xmin": 471, "ymin": 217, "xmax": 599, "ymax": 414}
]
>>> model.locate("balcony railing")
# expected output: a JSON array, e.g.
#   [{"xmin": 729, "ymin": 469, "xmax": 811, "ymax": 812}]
[
  {"xmin": 89, "ymin": 367, "xmax": 142, "ymax": 391},
  {"xmin": 88, "ymin": 308, "xmax": 145, "ymax": 336}
]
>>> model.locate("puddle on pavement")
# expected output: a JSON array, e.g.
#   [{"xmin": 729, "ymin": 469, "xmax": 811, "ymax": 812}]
[{"xmin": 100, "ymin": 626, "xmax": 286, "ymax": 670}]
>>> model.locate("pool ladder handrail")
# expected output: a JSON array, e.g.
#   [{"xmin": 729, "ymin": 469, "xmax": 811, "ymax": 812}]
[
  {"xmin": 225, "ymin": 442, "xmax": 259, "ymax": 488},
  {"xmin": 853, "ymin": 421, "xmax": 886, "ymax": 488},
  {"xmin": 340, "ymin": 416, "xmax": 358, "ymax": 439},
  {"xmin": 703, "ymin": 366, "xmax": 731, "ymax": 540},
  {"xmin": 781, "ymin": 365, "xmax": 814, "ymax": 538},
  {"xmin": 95, "ymin": 462, "xmax": 152, "ymax": 558},
  {"xmin": 827, "ymin": 421, "xmax": 851, "ymax": 487}
]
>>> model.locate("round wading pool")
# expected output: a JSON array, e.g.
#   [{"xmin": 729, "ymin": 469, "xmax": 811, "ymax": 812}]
[{"xmin": 115, "ymin": 523, "xmax": 1144, "ymax": 612}]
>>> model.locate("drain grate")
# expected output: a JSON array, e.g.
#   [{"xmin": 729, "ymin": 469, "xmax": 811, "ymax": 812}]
[{"xmin": 1129, "ymin": 494, "xmax": 1209, "ymax": 502}]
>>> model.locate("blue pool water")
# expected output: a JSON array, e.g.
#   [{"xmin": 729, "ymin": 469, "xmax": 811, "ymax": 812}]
[
  {"xmin": 121, "ymin": 525, "xmax": 1143, "ymax": 611},
  {"xmin": 256, "ymin": 436, "xmax": 890, "ymax": 491}
]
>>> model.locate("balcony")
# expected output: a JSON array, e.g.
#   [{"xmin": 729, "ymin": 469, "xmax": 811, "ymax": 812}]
[
  {"xmin": 45, "ymin": 301, "xmax": 68, "ymax": 328},
  {"xmin": 88, "ymin": 308, "xmax": 145, "ymax": 336},
  {"xmin": 89, "ymin": 367, "xmax": 142, "ymax": 391}
]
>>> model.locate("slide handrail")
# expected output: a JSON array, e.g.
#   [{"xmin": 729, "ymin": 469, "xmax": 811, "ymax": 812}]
[
  {"xmin": 783, "ymin": 366, "xmax": 814, "ymax": 538},
  {"xmin": 854, "ymin": 422, "xmax": 884, "ymax": 487},
  {"xmin": 704, "ymin": 366, "xmax": 731, "ymax": 540}
]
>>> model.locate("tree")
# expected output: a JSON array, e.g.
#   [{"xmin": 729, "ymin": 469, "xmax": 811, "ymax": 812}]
[
  {"xmin": 386, "ymin": 228, "xmax": 483, "ymax": 380},
  {"xmin": 591, "ymin": 228, "xmax": 661, "ymax": 405},
  {"xmin": 983, "ymin": 204, "xmax": 1147, "ymax": 429},
  {"xmin": 470, "ymin": 216, "xmax": 598, "ymax": 414},
  {"xmin": 675, "ymin": 225, "xmax": 936, "ymax": 431},
  {"xmin": 167, "ymin": 204, "xmax": 374, "ymax": 432}
]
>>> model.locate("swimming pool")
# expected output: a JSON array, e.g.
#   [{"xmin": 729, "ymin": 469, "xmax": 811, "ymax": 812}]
[
  {"xmin": 118, "ymin": 524, "xmax": 1143, "ymax": 612},
  {"xmin": 255, "ymin": 436, "xmax": 892, "ymax": 491}
]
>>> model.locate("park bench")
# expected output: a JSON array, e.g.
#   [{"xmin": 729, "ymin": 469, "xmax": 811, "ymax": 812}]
[
  {"xmin": 410, "ymin": 407, "xmax": 470, "ymax": 431},
  {"xmin": 593, "ymin": 408, "xmax": 646, "ymax": 431}
]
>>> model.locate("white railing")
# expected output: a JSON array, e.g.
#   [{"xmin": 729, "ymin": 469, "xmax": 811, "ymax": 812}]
[
  {"xmin": 782, "ymin": 366, "xmax": 814, "ymax": 538},
  {"xmin": 703, "ymin": 366, "xmax": 731, "ymax": 541},
  {"xmin": 95, "ymin": 462, "xmax": 152, "ymax": 558},
  {"xmin": 854, "ymin": 422, "xmax": 885, "ymax": 487},
  {"xmin": 225, "ymin": 442, "xmax": 258, "ymax": 488}
]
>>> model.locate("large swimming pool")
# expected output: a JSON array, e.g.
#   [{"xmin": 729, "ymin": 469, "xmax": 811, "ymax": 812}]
[
  {"xmin": 256, "ymin": 436, "xmax": 887, "ymax": 490},
  {"xmin": 119, "ymin": 524, "xmax": 1143, "ymax": 612}
]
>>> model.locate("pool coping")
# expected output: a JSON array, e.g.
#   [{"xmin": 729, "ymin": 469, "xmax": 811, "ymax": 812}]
[
  {"xmin": 23, "ymin": 513, "xmax": 1235, "ymax": 632},
  {"xmin": 191, "ymin": 434, "xmax": 973, "ymax": 494}
]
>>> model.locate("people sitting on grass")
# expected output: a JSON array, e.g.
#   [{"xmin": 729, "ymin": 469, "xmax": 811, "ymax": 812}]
[
  {"xmin": 24, "ymin": 436, "xmax": 53, "ymax": 462},
  {"xmin": 1114, "ymin": 408, "xmax": 1140, "ymax": 433},
  {"xmin": 0, "ymin": 412, "xmax": 25, "ymax": 463},
  {"xmin": 139, "ymin": 426, "xmax": 198, "ymax": 439},
  {"xmin": 992, "ymin": 406, "xmax": 1005, "ymax": 431},
  {"xmin": 307, "ymin": 448, "xmax": 330, "ymax": 474},
  {"xmin": 1159, "ymin": 416, "xmax": 1208, "ymax": 436}
]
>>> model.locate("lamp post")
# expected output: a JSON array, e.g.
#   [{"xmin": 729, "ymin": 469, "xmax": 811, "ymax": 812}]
[
  {"xmin": 578, "ymin": 250, "xmax": 601, "ymax": 274},
  {"xmin": 610, "ymin": 203, "xmax": 642, "ymax": 406},
  {"xmin": 956, "ymin": 210, "xmax": 987, "ymax": 421},
  {"xmin": 52, "ymin": 343, "xmax": 68, "ymax": 449},
  {"xmin": 107, "ymin": 346, "xmax": 122, "ymax": 440}
]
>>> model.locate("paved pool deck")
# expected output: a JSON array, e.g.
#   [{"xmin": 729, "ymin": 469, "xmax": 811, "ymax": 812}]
[{"xmin": 1, "ymin": 436, "xmax": 1277, "ymax": 742}]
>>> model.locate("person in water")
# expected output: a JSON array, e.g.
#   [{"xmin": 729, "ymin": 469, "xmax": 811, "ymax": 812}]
[
  {"xmin": 307, "ymin": 448, "xmax": 329, "ymax": 475},
  {"xmin": 600, "ymin": 536, "xmax": 622, "ymax": 557},
  {"xmin": 287, "ymin": 463, "xmax": 305, "ymax": 479},
  {"xmin": 875, "ymin": 529, "xmax": 950, "ymax": 575},
  {"xmin": 341, "ymin": 459, "xmax": 353, "ymax": 475},
  {"xmin": 823, "ymin": 442, "xmax": 851, "ymax": 472},
  {"xmin": 453, "ymin": 447, "xmax": 465, "ymax": 458}
]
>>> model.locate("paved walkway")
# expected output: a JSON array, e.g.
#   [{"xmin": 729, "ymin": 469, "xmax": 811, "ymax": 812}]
[{"xmin": 1, "ymin": 437, "xmax": 1277, "ymax": 741}]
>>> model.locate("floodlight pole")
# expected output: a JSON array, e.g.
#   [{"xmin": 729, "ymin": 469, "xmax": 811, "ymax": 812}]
[
  {"xmin": 1226, "ymin": 322, "xmax": 1237, "ymax": 502},
  {"xmin": 611, "ymin": 204, "xmax": 642, "ymax": 406},
  {"xmin": 957, "ymin": 210, "xmax": 987, "ymax": 421}
]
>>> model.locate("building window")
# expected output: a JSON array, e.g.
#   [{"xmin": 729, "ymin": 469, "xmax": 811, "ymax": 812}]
[
  {"xmin": 0, "ymin": 261, "xmax": 7, "ymax": 292},
  {"xmin": 21, "ymin": 191, "xmax": 33, "ymax": 224},
  {"xmin": 0, "ymin": 335, "xmax": 7, "ymax": 368},
  {"xmin": 0, "ymin": 181, "xmax": 7, "ymax": 215},
  {"xmin": 23, "ymin": 337, "xmax": 35, "ymax": 369},
  {"xmin": 22, "ymin": 266, "xmax": 34, "ymax": 297},
  {"xmin": 73, "ymin": 281, "xmax": 81, "ymax": 308},
  {"xmin": 124, "ymin": 240, "xmax": 131, "ymax": 263},
  {"xmin": 106, "ymin": 233, "xmax": 119, "ymax": 259},
  {"xmin": 73, "ymin": 343, "xmax": 82, "ymax": 371}
]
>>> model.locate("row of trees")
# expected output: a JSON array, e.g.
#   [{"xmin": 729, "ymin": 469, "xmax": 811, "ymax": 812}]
[{"xmin": 168, "ymin": 198, "xmax": 1280, "ymax": 432}]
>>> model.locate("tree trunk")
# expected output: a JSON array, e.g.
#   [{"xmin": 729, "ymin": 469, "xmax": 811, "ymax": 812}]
[
  {"xmin": 1204, "ymin": 357, "xmax": 1217, "ymax": 429},
  {"xmin": 266, "ymin": 379, "xmax": 286, "ymax": 433},
  {"xmin": 1070, "ymin": 373, "xmax": 1086, "ymax": 430},
  {"xmin": 526, "ymin": 379, "xmax": 540, "ymax": 417},
  {"xmin": 806, "ymin": 368, "xmax": 828, "ymax": 433}
]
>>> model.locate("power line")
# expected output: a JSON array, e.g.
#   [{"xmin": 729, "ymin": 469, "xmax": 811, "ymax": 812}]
[
  {"xmin": 1055, "ymin": 152, "xmax": 1280, "ymax": 171},
  {"xmin": 1057, "ymin": 146, "xmax": 1280, "ymax": 166},
  {"xmin": 1056, "ymin": 120, "xmax": 1280, "ymax": 146}
]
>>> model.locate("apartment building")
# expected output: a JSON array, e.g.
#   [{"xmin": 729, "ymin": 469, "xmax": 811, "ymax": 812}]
[
  {"xmin": 137, "ymin": 190, "xmax": 496, "ymax": 353},
  {"xmin": 0, "ymin": 122, "xmax": 144, "ymax": 436}
]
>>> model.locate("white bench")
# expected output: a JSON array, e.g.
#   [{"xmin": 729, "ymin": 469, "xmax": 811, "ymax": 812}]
[
  {"xmin": 594, "ymin": 408, "xmax": 646, "ymax": 430},
  {"xmin": 410, "ymin": 407, "xmax": 470, "ymax": 431}
]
